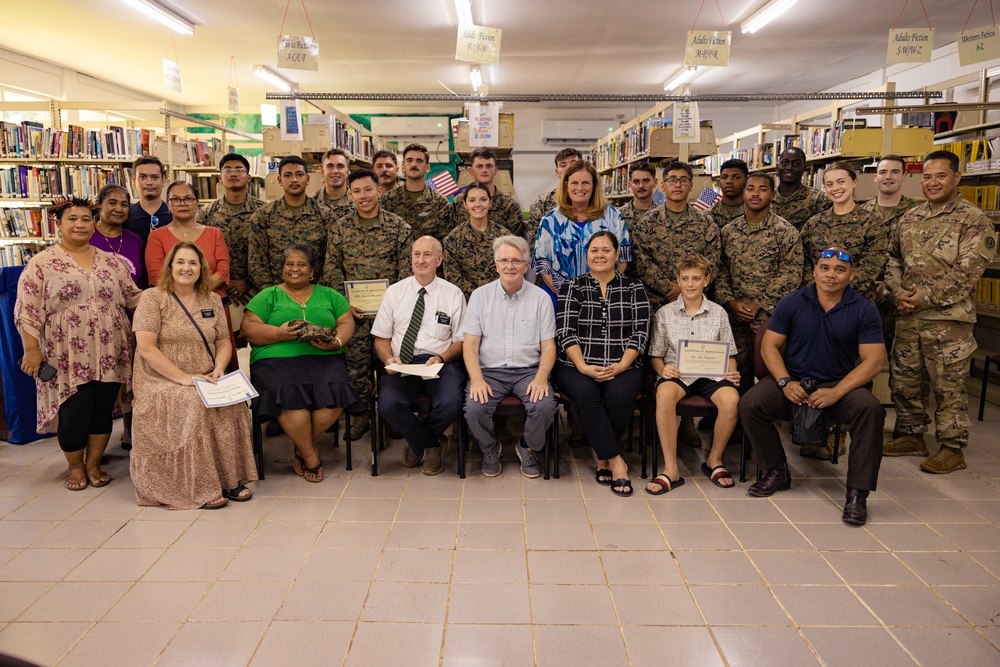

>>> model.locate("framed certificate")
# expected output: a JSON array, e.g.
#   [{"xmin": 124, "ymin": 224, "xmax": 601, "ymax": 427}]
[
  {"xmin": 676, "ymin": 339, "xmax": 731, "ymax": 378},
  {"xmin": 344, "ymin": 279, "xmax": 390, "ymax": 315}
]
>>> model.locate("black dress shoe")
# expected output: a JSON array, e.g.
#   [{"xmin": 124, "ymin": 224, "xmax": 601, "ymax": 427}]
[
  {"xmin": 747, "ymin": 463, "xmax": 791, "ymax": 497},
  {"xmin": 842, "ymin": 488, "xmax": 868, "ymax": 525}
]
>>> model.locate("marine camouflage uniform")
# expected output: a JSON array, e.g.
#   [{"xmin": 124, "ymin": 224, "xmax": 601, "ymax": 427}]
[
  {"xmin": 527, "ymin": 188, "xmax": 557, "ymax": 248},
  {"xmin": 247, "ymin": 197, "xmax": 334, "ymax": 290},
  {"xmin": 453, "ymin": 189, "xmax": 523, "ymax": 237},
  {"xmin": 380, "ymin": 185, "xmax": 454, "ymax": 241},
  {"xmin": 800, "ymin": 206, "xmax": 888, "ymax": 302},
  {"xmin": 709, "ymin": 200, "xmax": 745, "ymax": 229},
  {"xmin": 616, "ymin": 201, "xmax": 655, "ymax": 231},
  {"xmin": 311, "ymin": 189, "xmax": 355, "ymax": 221},
  {"xmin": 197, "ymin": 194, "xmax": 263, "ymax": 286},
  {"xmin": 773, "ymin": 183, "xmax": 831, "ymax": 230},
  {"xmin": 443, "ymin": 220, "xmax": 510, "ymax": 299}
]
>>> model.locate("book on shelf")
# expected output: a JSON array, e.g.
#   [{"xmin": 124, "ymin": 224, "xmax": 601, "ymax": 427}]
[
  {"xmin": 975, "ymin": 276, "xmax": 1000, "ymax": 314},
  {"xmin": 0, "ymin": 205, "xmax": 53, "ymax": 239},
  {"xmin": 958, "ymin": 185, "xmax": 1000, "ymax": 211},
  {"xmin": 0, "ymin": 120, "xmax": 154, "ymax": 160},
  {"xmin": 0, "ymin": 244, "xmax": 42, "ymax": 268},
  {"xmin": 1, "ymin": 164, "xmax": 130, "ymax": 200}
]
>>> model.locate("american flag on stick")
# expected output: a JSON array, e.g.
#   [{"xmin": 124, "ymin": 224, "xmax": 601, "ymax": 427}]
[
  {"xmin": 427, "ymin": 170, "xmax": 460, "ymax": 197},
  {"xmin": 692, "ymin": 186, "xmax": 721, "ymax": 211}
]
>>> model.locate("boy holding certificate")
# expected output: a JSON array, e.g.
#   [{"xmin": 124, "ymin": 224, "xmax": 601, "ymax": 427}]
[{"xmin": 645, "ymin": 255, "xmax": 741, "ymax": 495}]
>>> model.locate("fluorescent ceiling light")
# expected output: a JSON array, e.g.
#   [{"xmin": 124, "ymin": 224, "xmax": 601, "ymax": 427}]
[
  {"xmin": 741, "ymin": 0, "xmax": 799, "ymax": 34},
  {"xmin": 254, "ymin": 65, "xmax": 292, "ymax": 93},
  {"xmin": 121, "ymin": 0, "xmax": 194, "ymax": 36},
  {"xmin": 454, "ymin": 0, "xmax": 473, "ymax": 25},
  {"xmin": 469, "ymin": 65, "xmax": 482, "ymax": 92},
  {"xmin": 663, "ymin": 67, "xmax": 700, "ymax": 91}
]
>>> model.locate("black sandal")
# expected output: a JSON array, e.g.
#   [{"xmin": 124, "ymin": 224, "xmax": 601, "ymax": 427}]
[
  {"xmin": 292, "ymin": 453, "xmax": 305, "ymax": 477},
  {"xmin": 595, "ymin": 468, "xmax": 613, "ymax": 485},
  {"xmin": 610, "ymin": 478, "xmax": 633, "ymax": 497},
  {"xmin": 223, "ymin": 484, "xmax": 253, "ymax": 502}
]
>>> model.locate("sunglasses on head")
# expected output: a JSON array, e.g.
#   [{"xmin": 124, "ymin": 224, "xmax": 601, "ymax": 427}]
[{"xmin": 819, "ymin": 248, "xmax": 852, "ymax": 263}]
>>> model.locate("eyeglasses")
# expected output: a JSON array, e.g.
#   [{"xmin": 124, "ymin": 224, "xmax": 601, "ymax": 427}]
[
  {"xmin": 495, "ymin": 259, "xmax": 527, "ymax": 266},
  {"xmin": 819, "ymin": 248, "xmax": 852, "ymax": 263},
  {"xmin": 149, "ymin": 215, "xmax": 160, "ymax": 233},
  {"xmin": 168, "ymin": 196, "xmax": 198, "ymax": 205},
  {"xmin": 664, "ymin": 177, "xmax": 692, "ymax": 185},
  {"xmin": 221, "ymin": 167, "xmax": 247, "ymax": 174}
]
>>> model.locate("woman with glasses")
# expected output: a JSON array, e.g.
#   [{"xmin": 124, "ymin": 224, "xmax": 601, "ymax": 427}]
[{"xmin": 443, "ymin": 182, "xmax": 508, "ymax": 299}]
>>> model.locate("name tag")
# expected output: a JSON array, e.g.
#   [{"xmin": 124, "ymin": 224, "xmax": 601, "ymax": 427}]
[
  {"xmin": 200, "ymin": 309, "xmax": 215, "ymax": 318},
  {"xmin": 435, "ymin": 311, "xmax": 451, "ymax": 325}
]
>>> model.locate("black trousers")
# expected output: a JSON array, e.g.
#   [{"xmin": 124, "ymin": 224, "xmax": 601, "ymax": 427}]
[
  {"xmin": 57, "ymin": 381, "xmax": 121, "ymax": 453},
  {"xmin": 554, "ymin": 365, "xmax": 641, "ymax": 461}
]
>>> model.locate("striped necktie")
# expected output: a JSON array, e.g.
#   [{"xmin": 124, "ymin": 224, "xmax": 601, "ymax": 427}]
[{"xmin": 399, "ymin": 287, "xmax": 426, "ymax": 364}]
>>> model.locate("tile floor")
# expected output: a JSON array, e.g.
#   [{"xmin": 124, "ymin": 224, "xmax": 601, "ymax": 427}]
[{"xmin": 1, "ymin": 398, "xmax": 1000, "ymax": 666}]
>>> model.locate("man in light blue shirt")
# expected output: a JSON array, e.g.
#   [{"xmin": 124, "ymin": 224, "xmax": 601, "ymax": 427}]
[{"xmin": 463, "ymin": 235, "xmax": 557, "ymax": 478}]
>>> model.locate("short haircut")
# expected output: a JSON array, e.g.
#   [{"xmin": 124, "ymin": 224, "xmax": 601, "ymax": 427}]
[
  {"xmin": 676, "ymin": 253, "xmax": 711, "ymax": 277},
  {"xmin": 554, "ymin": 148, "xmax": 583, "ymax": 164},
  {"xmin": 824, "ymin": 161, "xmax": 858, "ymax": 180},
  {"xmin": 97, "ymin": 183, "xmax": 129, "ymax": 205},
  {"xmin": 924, "ymin": 150, "xmax": 960, "ymax": 173},
  {"xmin": 277, "ymin": 155, "xmax": 308, "ymax": 173},
  {"xmin": 629, "ymin": 162, "xmax": 656, "ymax": 178},
  {"xmin": 662, "ymin": 160, "xmax": 693, "ymax": 179},
  {"xmin": 402, "ymin": 143, "xmax": 429, "ymax": 161},
  {"xmin": 372, "ymin": 149, "xmax": 397, "ymax": 165},
  {"xmin": 132, "ymin": 155, "xmax": 165, "ymax": 176},
  {"xmin": 587, "ymin": 230, "xmax": 619, "ymax": 252},
  {"xmin": 464, "ymin": 181, "xmax": 492, "ymax": 200},
  {"xmin": 780, "ymin": 146, "xmax": 806, "ymax": 162},
  {"xmin": 556, "ymin": 160, "xmax": 607, "ymax": 221},
  {"xmin": 719, "ymin": 159, "xmax": 749, "ymax": 177},
  {"xmin": 50, "ymin": 196, "xmax": 99, "ymax": 220},
  {"xmin": 166, "ymin": 180, "xmax": 196, "ymax": 199},
  {"xmin": 282, "ymin": 243, "xmax": 318, "ymax": 272},
  {"xmin": 747, "ymin": 171, "xmax": 774, "ymax": 188},
  {"xmin": 322, "ymin": 147, "xmax": 349, "ymax": 163},
  {"xmin": 471, "ymin": 146, "xmax": 497, "ymax": 163},
  {"xmin": 218, "ymin": 152, "xmax": 249, "ymax": 171},
  {"xmin": 877, "ymin": 154, "xmax": 906, "ymax": 171},
  {"xmin": 157, "ymin": 241, "xmax": 212, "ymax": 296},
  {"xmin": 347, "ymin": 168, "xmax": 378, "ymax": 188},
  {"xmin": 493, "ymin": 235, "xmax": 529, "ymax": 262},
  {"xmin": 413, "ymin": 235, "xmax": 443, "ymax": 256}
]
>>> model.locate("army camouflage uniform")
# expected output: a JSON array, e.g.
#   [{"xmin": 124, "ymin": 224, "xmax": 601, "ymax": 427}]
[
  {"xmin": 886, "ymin": 195, "xmax": 996, "ymax": 451},
  {"xmin": 247, "ymin": 197, "xmax": 334, "ymax": 291},
  {"xmin": 442, "ymin": 220, "xmax": 509, "ymax": 299},
  {"xmin": 453, "ymin": 189, "xmax": 523, "ymax": 237},
  {"xmin": 311, "ymin": 189, "xmax": 355, "ymax": 220},
  {"xmin": 709, "ymin": 200, "xmax": 745, "ymax": 229},
  {"xmin": 800, "ymin": 206, "xmax": 888, "ymax": 302},
  {"xmin": 616, "ymin": 200, "xmax": 656, "ymax": 231},
  {"xmin": 527, "ymin": 188, "xmax": 557, "ymax": 247},
  {"xmin": 324, "ymin": 209, "xmax": 414, "ymax": 405},
  {"xmin": 380, "ymin": 185, "xmax": 454, "ymax": 241},
  {"xmin": 627, "ymin": 206, "xmax": 721, "ymax": 312},
  {"xmin": 197, "ymin": 194, "xmax": 264, "ymax": 285},
  {"xmin": 715, "ymin": 212, "xmax": 803, "ymax": 393},
  {"xmin": 773, "ymin": 183, "xmax": 831, "ymax": 230}
]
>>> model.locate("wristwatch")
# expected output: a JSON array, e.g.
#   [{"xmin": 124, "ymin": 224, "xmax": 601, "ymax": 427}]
[{"xmin": 777, "ymin": 377, "xmax": 792, "ymax": 388}]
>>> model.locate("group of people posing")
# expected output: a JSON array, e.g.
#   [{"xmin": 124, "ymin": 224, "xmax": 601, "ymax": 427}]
[{"xmin": 13, "ymin": 140, "xmax": 995, "ymax": 526}]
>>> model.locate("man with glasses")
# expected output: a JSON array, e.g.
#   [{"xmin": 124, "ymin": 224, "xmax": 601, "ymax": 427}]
[
  {"xmin": 741, "ymin": 247, "xmax": 886, "ymax": 525},
  {"xmin": 125, "ymin": 155, "xmax": 170, "ymax": 245},
  {"xmin": 197, "ymin": 153, "xmax": 262, "ymax": 305},
  {"xmin": 772, "ymin": 147, "xmax": 831, "ymax": 230},
  {"xmin": 462, "ymin": 235, "xmax": 557, "ymax": 477},
  {"xmin": 312, "ymin": 148, "xmax": 355, "ymax": 220}
]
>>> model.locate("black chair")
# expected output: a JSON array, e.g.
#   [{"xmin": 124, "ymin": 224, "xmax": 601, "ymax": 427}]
[
  {"xmin": 978, "ymin": 354, "xmax": 1000, "ymax": 421},
  {"xmin": 458, "ymin": 395, "xmax": 557, "ymax": 479},
  {"xmin": 251, "ymin": 404, "xmax": 357, "ymax": 480},
  {"xmin": 553, "ymin": 389, "xmax": 645, "ymax": 480}
]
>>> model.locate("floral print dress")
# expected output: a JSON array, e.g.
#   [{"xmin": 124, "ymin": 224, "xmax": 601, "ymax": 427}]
[{"xmin": 13, "ymin": 246, "xmax": 142, "ymax": 433}]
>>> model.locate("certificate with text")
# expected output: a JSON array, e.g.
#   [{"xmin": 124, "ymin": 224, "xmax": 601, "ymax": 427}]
[
  {"xmin": 193, "ymin": 370, "xmax": 259, "ymax": 408},
  {"xmin": 676, "ymin": 340, "xmax": 731, "ymax": 378},
  {"xmin": 344, "ymin": 279, "xmax": 390, "ymax": 315}
]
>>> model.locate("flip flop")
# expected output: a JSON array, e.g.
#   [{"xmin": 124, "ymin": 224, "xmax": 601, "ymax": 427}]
[
  {"xmin": 292, "ymin": 453, "xmax": 305, "ymax": 477},
  {"xmin": 702, "ymin": 463, "xmax": 735, "ymax": 488},
  {"xmin": 65, "ymin": 475, "xmax": 88, "ymax": 491},
  {"xmin": 222, "ymin": 484, "xmax": 253, "ymax": 502},
  {"xmin": 87, "ymin": 471, "xmax": 111, "ymax": 488},
  {"xmin": 610, "ymin": 478, "xmax": 633, "ymax": 497},
  {"xmin": 644, "ymin": 474, "xmax": 684, "ymax": 496},
  {"xmin": 595, "ymin": 468, "xmax": 613, "ymax": 486}
]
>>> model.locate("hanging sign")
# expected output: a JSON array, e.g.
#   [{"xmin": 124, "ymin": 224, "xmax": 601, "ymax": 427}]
[
  {"xmin": 456, "ymin": 25, "xmax": 502, "ymax": 65},
  {"xmin": 887, "ymin": 28, "xmax": 934, "ymax": 63},
  {"xmin": 277, "ymin": 34, "xmax": 320, "ymax": 71},
  {"xmin": 469, "ymin": 104, "xmax": 500, "ymax": 148},
  {"xmin": 162, "ymin": 58, "xmax": 181, "ymax": 92},
  {"xmin": 672, "ymin": 103, "xmax": 700, "ymax": 143},
  {"xmin": 957, "ymin": 25, "xmax": 1000, "ymax": 66},
  {"xmin": 684, "ymin": 31, "xmax": 731, "ymax": 67},
  {"xmin": 280, "ymin": 99, "xmax": 303, "ymax": 141},
  {"xmin": 228, "ymin": 86, "xmax": 240, "ymax": 113}
]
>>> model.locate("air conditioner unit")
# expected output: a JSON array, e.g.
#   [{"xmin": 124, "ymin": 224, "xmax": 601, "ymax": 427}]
[
  {"xmin": 541, "ymin": 119, "xmax": 618, "ymax": 144},
  {"xmin": 370, "ymin": 116, "xmax": 451, "ymax": 138}
]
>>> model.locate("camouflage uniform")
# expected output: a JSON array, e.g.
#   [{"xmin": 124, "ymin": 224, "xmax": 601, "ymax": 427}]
[
  {"xmin": 196, "ymin": 194, "xmax": 264, "ymax": 284},
  {"xmin": 709, "ymin": 200, "xmax": 745, "ymax": 229},
  {"xmin": 380, "ymin": 185, "xmax": 454, "ymax": 241},
  {"xmin": 311, "ymin": 189, "xmax": 355, "ymax": 220},
  {"xmin": 800, "ymin": 206, "xmax": 887, "ymax": 302},
  {"xmin": 527, "ymin": 187, "xmax": 557, "ymax": 248},
  {"xmin": 715, "ymin": 212, "xmax": 803, "ymax": 393},
  {"xmin": 886, "ymin": 195, "xmax": 996, "ymax": 449},
  {"xmin": 442, "ymin": 220, "xmax": 509, "ymax": 299},
  {"xmin": 453, "ymin": 189, "xmax": 523, "ymax": 236},
  {"xmin": 247, "ymin": 197, "xmax": 334, "ymax": 291},
  {"xmin": 773, "ymin": 183, "xmax": 831, "ymax": 230},
  {"xmin": 324, "ymin": 209, "xmax": 414, "ymax": 404},
  {"xmin": 627, "ymin": 206, "xmax": 721, "ymax": 312},
  {"xmin": 616, "ymin": 201, "xmax": 655, "ymax": 230}
]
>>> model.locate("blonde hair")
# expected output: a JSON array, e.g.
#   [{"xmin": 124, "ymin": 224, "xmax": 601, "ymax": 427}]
[
  {"xmin": 156, "ymin": 242, "xmax": 213, "ymax": 296},
  {"xmin": 676, "ymin": 253, "xmax": 711, "ymax": 278},
  {"xmin": 556, "ymin": 160, "xmax": 608, "ymax": 221}
]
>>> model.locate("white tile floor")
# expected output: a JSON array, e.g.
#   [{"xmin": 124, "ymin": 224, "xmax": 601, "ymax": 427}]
[{"xmin": 1, "ymin": 398, "xmax": 1000, "ymax": 666}]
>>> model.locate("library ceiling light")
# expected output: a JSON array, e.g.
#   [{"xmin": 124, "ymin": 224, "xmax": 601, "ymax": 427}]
[
  {"xmin": 454, "ymin": 0, "xmax": 473, "ymax": 25},
  {"xmin": 741, "ymin": 0, "xmax": 799, "ymax": 34},
  {"xmin": 121, "ymin": 0, "xmax": 194, "ymax": 36},
  {"xmin": 469, "ymin": 65, "xmax": 483, "ymax": 92},
  {"xmin": 663, "ymin": 67, "xmax": 700, "ymax": 91},
  {"xmin": 254, "ymin": 66, "xmax": 292, "ymax": 93}
]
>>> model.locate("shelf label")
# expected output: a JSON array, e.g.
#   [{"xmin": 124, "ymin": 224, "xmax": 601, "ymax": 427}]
[
  {"xmin": 673, "ymin": 103, "xmax": 700, "ymax": 143},
  {"xmin": 469, "ymin": 104, "xmax": 500, "ymax": 148},
  {"xmin": 280, "ymin": 99, "xmax": 303, "ymax": 141},
  {"xmin": 684, "ymin": 31, "xmax": 731, "ymax": 67},
  {"xmin": 887, "ymin": 28, "xmax": 933, "ymax": 63},
  {"xmin": 957, "ymin": 25, "xmax": 1000, "ymax": 66},
  {"xmin": 277, "ymin": 34, "xmax": 320, "ymax": 71},
  {"xmin": 228, "ymin": 86, "xmax": 240, "ymax": 113},
  {"xmin": 162, "ymin": 59, "xmax": 181, "ymax": 92},
  {"xmin": 456, "ymin": 24, "xmax": 502, "ymax": 64}
]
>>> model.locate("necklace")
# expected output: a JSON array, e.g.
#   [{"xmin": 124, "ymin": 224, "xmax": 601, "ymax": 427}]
[
  {"xmin": 282, "ymin": 284, "xmax": 312, "ymax": 309},
  {"xmin": 171, "ymin": 222, "xmax": 200, "ymax": 239},
  {"xmin": 96, "ymin": 224, "xmax": 123, "ymax": 256}
]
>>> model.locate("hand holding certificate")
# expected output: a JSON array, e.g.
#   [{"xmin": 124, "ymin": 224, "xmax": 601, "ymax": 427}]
[
  {"xmin": 676, "ymin": 340, "xmax": 731, "ymax": 378},
  {"xmin": 385, "ymin": 362, "xmax": 444, "ymax": 379},
  {"xmin": 344, "ymin": 279, "xmax": 389, "ymax": 315},
  {"xmin": 193, "ymin": 370, "xmax": 259, "ymax": 408}
]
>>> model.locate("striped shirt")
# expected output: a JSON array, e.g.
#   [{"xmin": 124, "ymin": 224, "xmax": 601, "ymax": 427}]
[
  {"xmin": 556, "ymin": 274, "xmax": 649, "ymax": 368},
  {"xmin": 648, "ymin": 296, "xmax": 737, "ymax": 385}
]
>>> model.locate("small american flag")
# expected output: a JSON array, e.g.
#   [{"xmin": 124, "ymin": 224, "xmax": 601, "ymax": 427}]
[
  {"xmin": 427, "ymin": 170, "xmax": 460, "ymax": 197},
  {"xmin": 692, "ymin": 186, "xmax": 721, "ymax": 211}
]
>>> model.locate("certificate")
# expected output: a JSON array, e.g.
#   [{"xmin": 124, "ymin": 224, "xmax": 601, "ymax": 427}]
[
  {"xmin": 385, "ymin": 362, "xmax": 443, "ymax": 379},
  {"xmin": 344, "ymin": 279, "xmax": 389, "ymax": 315},
  {"xmin": 676, "ymin": 339, "xmax": 731, "ymax": 378},
  {"xmin": 193, "ymin": 370, "xmax": 259, "ymax": 408}
]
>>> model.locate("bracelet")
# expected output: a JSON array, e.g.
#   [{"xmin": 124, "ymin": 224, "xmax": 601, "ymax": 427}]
[{"xmin": 333, "ymin": 335, "xmax": 343, "ymax": 350}]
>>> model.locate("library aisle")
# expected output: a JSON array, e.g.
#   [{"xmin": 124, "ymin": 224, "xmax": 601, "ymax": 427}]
[{"xmin": 1, "ymin": 393, "xmax": 999, "ymax": 665}]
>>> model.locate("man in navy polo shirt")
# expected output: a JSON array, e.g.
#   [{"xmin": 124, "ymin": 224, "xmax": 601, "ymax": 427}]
[
  {"xmin": 124, "ymin": 155, "xmax": 171, "ymax": 246},
  {"xmin": 740, "ymin": 247, "xmax": 886, "ymax": 525}
]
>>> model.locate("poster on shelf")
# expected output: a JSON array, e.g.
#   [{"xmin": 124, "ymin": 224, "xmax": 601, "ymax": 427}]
[
  {"xmin": 672, "ymin": 103, "xmax": 700, "ymax": 143},
  {"xmin": 228, "ymin": 86, "xmax": 240, "ymax": 113},
  {"xmin": 684, "ymin": 31, "xmax": 731, "ymax": 67},
  {"xmin": 957, "ymin": 25, "xmax": 1000, "ymax": 66},
  {"xmin": 280, "ymin": 99, "xmax": 303, "ymax": 141},
  {"xmin": 456, "ymin": 24, "xmax": 502, "ymax": 64},
  {"xmin": 162, "ymin": 59, "xmax": 181, "ymax": 92},
  {"xmin": 886, "ymin": 28, "xmax": 933, "ymax": 63},
  {"xmin": 277, "ymin": 34, "xmax": 320, "ymax": 71},
  {"xmin": 469, "ymin": 104, "xmax": 500, "ymax": 148}
]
